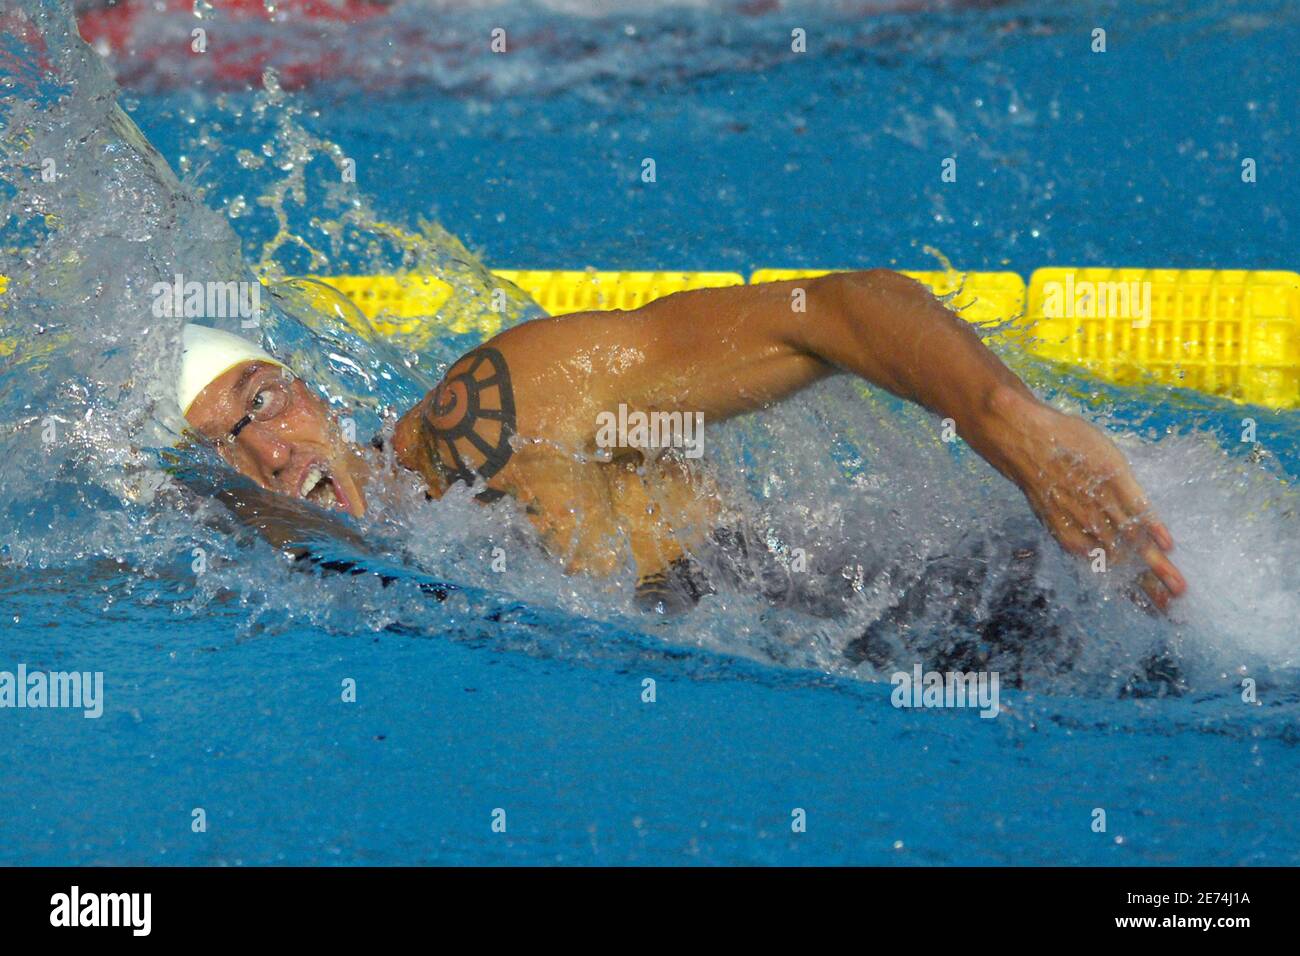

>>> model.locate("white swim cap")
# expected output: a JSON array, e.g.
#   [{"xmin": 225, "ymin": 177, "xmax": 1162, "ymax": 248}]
[{"xmin": 176, "ymin": 324, "xmax": 284, "ymax": 418}]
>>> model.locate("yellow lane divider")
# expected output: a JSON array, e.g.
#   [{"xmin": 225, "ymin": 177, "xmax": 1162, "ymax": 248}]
[
  {"xmin": 494, "ymin": 269, "xmax": 746, "ymax": 314},
  {"xmin": 1027, "ymin": 268, "xmax": 1300, "ymax": 410},
  {"xmin": 304, "ymin": 274, "xmax": 453, "ymax": 333},
  {"xmin": 3, "ymin": 268, "xmax": 1299, "ymax": 407}
]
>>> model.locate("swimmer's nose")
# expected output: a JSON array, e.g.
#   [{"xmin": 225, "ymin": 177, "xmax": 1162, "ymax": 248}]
[{"xmin": 238, "ymin": 425, "xmax": 293, "ymax": 476}]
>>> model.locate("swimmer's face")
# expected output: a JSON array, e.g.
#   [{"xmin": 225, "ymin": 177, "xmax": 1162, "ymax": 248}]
[{"xmin": 185, "ymin": 360, "xmax": 367, "ymax": 517}]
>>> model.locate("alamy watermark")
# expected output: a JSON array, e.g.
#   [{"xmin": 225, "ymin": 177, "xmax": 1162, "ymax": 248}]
[
  {"xmin": 151, "ymin": 273, "xmax": 261, "ymax": 327},
  {"xmin": 595, "ymin": 403, "xmax": 704, "ymax": 459},
  {"xmin": 1042, "ymin": 273, "xmax": 1153, "ymax": 328},
  {"xmin": 891, "ymin": 663, "xmax": 1000, "ymax": 718},
  {"xmin": 0, "ymin": 664, "xmax": 103, "ymax": 718},
  {"xmin": 50, "ymin": 886, "xmax": 150, "ymax": 936}
]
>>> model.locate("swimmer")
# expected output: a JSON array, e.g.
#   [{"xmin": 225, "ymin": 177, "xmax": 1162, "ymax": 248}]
[{"xmin": 177, "ymin": 270, "xmax": 1186, "ymax": 610}]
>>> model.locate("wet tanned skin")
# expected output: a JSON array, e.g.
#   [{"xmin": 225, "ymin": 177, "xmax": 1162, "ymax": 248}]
[
  {"xmin": 417, "ymin": 347, "xmax": 516, "ymax": 503},
  {"xmin": 190, "ymin": 270, "xmax": 1186, "ymax": 609},
  {"xmin": 393, "ymin": 344, "xmax": 719, "ymax": 579},
  {"xmin": 391, "ymin": 270, "xmax": 1186, "ymax": 609},
  {"xmin": 185, "ymin": 361, "xmax": 368, "ymax": 519}
]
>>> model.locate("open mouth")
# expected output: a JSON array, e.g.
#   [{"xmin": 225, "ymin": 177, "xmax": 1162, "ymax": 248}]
[{"xmin": 299, "ymin": 463, "xmax": 346, "ymax": 511}]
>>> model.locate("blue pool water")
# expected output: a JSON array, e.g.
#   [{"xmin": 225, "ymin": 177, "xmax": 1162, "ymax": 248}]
[{"xmin": 2, "ymin": 0, "xmax": 1298, "ymax": 865}]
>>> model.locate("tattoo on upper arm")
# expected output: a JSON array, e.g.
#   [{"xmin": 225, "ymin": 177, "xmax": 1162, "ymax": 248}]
[{"xmin": 422, "ymin": 347, "xmax": 517, "ymax": 501}]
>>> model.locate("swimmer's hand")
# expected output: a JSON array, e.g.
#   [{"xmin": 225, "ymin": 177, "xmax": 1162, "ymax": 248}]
[{"xmin": 984, "ymin": 389, "xmax": 1186, "ymax": 611}]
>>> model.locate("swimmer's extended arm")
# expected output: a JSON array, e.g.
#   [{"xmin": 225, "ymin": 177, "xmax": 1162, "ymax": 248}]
[
  {"xmin": 788, "ymin": 271, "xmax": 1184, "ymax": 609},
  {"xmin": 488, "ymin": 269, "xmax": 1183, "ymax": 608}
]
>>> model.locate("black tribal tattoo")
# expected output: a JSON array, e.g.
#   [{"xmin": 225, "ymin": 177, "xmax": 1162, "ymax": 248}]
[{"xmin": 421, "ymin": 347, "xmax": 516, "ymax": 503}]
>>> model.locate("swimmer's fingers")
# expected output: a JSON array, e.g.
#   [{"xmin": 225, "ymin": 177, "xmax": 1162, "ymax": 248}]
[
  {"xmin": 1105, "ymin": 513, "xmax": 1186, "ymax": 604},
  {"xmin": 1134, "ymin": 570, "xmax": 1172, "ymax": 614},
  {"xmin": 1098, "ymin": 472, "xmax": 1186, "ymax": 599},
  {"xmin": 1078, "ymin": 519, "xmax": 1179, "ymax": 612},
  {"xmin": 1019, "ymin": 411, "xmax": 1185, "ymax": 606},
  {"xmin": 1136, "ymin": 538, "xmax": 1186, "ymax": 601},
  {"xmin": 1037, "ymin": 480, "xmax": 1185, "ymax": 608},
  {"xmin": 1107, "ymin": 466, "xmax": 1175, "ymax": 552}
]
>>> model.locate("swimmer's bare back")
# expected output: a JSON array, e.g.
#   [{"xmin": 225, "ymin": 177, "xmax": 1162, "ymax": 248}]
[{"xmin": 392, "ymin": 269, "xmax": 1186, "ymax": 610}]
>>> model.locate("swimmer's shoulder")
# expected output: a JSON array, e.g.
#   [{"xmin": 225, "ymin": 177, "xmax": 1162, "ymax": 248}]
[
  {"xmin": 450, "ymin": 313, "xmax": 625, "ymax": 436},
  {"xmin": 479, "ymin": 309, "xmax": 619, "ymax": 360}
]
